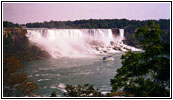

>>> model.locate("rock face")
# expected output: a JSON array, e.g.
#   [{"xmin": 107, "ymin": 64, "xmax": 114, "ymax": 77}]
[
  {"xmin": 3, "ymin": 28, "xmax": 51, "ymax": 61},
  {"xmin": 111, "ymin": 28, "xmax": 120, "ymax": 36}
]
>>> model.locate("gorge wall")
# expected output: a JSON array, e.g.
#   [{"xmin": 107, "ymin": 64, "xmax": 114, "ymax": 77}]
[{"xmin": 3, "ymin": 28, "xmax": 50, "ymax": 61}]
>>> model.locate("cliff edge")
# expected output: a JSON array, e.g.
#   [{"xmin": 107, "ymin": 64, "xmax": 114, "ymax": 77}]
[{"xmin": 3, "ymin": 28, "xmax": 51, "ymax": 61}]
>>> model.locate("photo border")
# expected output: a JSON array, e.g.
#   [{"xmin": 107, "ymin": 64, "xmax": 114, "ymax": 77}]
[{"xmin": 1, "ymin": 1, "xmax": 172, "ymax": 99}]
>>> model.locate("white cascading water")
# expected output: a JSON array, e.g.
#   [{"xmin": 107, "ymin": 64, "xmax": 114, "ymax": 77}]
[
  {"xmin": 119, "ymin": 29, "xmax": 125, "ymax": 41},
  {"xmin": 26, "ymin": 29, "xmax": 140, "ymax": 58}
]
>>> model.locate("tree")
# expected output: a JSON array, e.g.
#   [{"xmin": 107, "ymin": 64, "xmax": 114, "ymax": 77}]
[
  {"xmin": 3, "ymin": 21, "xmax": 20, "ymax": 28},
  {"xmin": 110, "ymin": 21, "xmax": 170, "ymax": 97},
  {"xmin": 3, "ymin": 57, "xmax": 39, "ymax": 97},
  {"xmin": 50, "ymin": 91, "xmax": 57, "ymax": 97},
  {"xmin": 64, "ymin": 84, "xmax": 104, "ymax": 97}
]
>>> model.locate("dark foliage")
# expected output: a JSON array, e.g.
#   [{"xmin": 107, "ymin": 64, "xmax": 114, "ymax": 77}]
[
  {"xmin": 3, "ymin": 23, "xmax": 50, "ymax": 97},
  {"xmin": 3, "ymin": 28, "xmax": 50, "ymax": 61},
  {"xmin": 25, "ymin": 19, "xmax": 169, "ymax": 31},
  {"xmin": 64, "ymin": 84, "xmax": 105, "ymax": 97},
  {"xmin": 3, "ymin": 57, "xmax": 39, "ymax": 97},
  {"xmin": 3, "ymin": 21, "xmax": 21, "ymax": 28},
  {"xmin": 111, "ymin": 21, "xmax": 170, "ymax": 97},
  {"xmin": 25, "ymin": 19, "xmax": 170, "ymax": 47},
  {"xmin": 50, "ymin": 91, "xmax": 57, "ymax": 97}
]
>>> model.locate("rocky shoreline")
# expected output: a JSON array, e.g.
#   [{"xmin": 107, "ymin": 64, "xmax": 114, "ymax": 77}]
[{"xmin": 91, "ymin": 41, "xmax": 141, "ymax": 54}]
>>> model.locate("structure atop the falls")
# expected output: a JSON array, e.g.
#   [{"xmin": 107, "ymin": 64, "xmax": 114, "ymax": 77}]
[{"xmin": 26, "ymin": 28, "xmax": 140, "ymax": 58}]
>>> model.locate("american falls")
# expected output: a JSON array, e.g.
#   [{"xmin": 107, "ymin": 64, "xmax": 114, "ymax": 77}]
[{"xmin": 26, "ymin": 29, "xmax": 140, "ymax": 58}]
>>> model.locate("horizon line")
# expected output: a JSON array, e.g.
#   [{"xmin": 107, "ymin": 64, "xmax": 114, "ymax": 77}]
[{"xmin": 3, "ymin": 18, "xmax": 170, "ymax": 25}]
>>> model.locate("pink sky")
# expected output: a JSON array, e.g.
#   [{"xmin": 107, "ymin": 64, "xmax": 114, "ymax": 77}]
[{"xmin": 3, "ymin": 2, "xmax": 170, "ymax": 24}]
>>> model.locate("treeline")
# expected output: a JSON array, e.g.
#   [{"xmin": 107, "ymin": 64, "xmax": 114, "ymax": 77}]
[
  {"xmin": 25, "ymin": 19, "xmax": 169, "ymax": 31},
  {"xmin": 25, "ymin": 19, "xmax": 170, "ymax": 47},
  {"xmin": 3, "ymin": 20, "xmax": 170, "ymax": 97},
  {"xmin": 3, "ymin": 19, "xmax": 170, "ymax": 47},
  {"xmin": 3, "ymin": 21, "xmax": 21, "ymax": 28},
  {"xmin": 4, "ymin": 19, "xmax": 170, "ymax": 32},
  {"xmin": 51, "ymin": 21, "xmax": 170, "ymax": 97}
]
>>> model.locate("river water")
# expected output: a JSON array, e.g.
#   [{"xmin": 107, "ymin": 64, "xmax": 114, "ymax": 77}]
[{"xmin": 24, "ymin": 53, "xmax": 123, "ymax": 97}]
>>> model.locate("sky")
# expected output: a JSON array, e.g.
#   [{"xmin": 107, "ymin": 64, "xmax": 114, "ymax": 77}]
[{"xmin": 3, "ymin": 2, "xmax": 170, "ymax": 24}]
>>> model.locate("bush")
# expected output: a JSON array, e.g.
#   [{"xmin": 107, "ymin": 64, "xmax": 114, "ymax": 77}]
[
  {"xmin": 3, "ymin": 57, "xmax": 39, "ymax": 97},
  {"xmin": 64, "ymin": 84, "xmax": 104, "ymax": 97},
  {"xmin": 110, "ymin": 21, "xmax": 170, "ymax": 97}
]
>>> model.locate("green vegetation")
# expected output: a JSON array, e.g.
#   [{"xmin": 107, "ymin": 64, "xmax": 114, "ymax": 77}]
[
  {"xmin": 3, "ymin": 22, "xmax": 50, "ymax": 97},
  {"xmin": 3, "ymin": 21, "xmax": 21, "ymax": 28},
  {"xmin": 64, "ymin": 84, "xmax": 104, "ymax": 97},
  {"xmin": 3, "ymin": 28, "xmax": 50, "ymax": 61},
  {"xmin": 3, "ymin": 20, "xmax": 170, "ymax": 97},
  {"xmin": 110, "ymin": 21, "xmax": 170, "ymax": 97},
  {"xmin": 3, "ymin": 57, "xmax": 39, "ymax": 96},
  {"xmin": 62, "ymin": 21, "xmax": 170, "ymax": 97},
  {"xmin": 50, "ymin": 91, "xmax": 57, "ymax": 97},
  {"xmin": 25, "ymin": 19, "xmax": 169, "ymax": 30},
  {"xmin": 25, "ymin": 19, "xmax": 170, "ymax": 47}
]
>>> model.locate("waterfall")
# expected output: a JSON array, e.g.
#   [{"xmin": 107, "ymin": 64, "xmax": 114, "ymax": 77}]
[
  {"xmin": 26, "ymin": 28, "xmax": 140, "ymax": 58},
  {"xmin": 119, "ymin": 29, "xmax": 125, "ymax": 41}
]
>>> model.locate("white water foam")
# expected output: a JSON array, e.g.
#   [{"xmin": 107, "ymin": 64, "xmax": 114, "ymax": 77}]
[
  {"xmin": 37, "ymin": 78, "xmax": 50, "ymax": 82},
  {"xmin": 26, "ymin": 29, "xmax": 140, "ymax": 58}
]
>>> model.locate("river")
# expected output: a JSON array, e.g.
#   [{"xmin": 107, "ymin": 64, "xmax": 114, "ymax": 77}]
[{"xmin": 24, "ymin": 53, "xmax": 123, "ymax": 97}]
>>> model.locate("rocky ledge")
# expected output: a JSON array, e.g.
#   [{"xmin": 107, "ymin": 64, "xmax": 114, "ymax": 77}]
[{"xmin": 3, "ymin": 28, "xmax": 51, "ymax": 61}]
